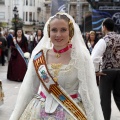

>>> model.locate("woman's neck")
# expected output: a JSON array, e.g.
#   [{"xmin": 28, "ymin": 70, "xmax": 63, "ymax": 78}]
[
  {"xmin": 17, "ymin": 36, "xmax": 21, "ymax": 39},
  {"xmin": 90, "ymin": 39, "xmax": 95, "ymax": 42}
]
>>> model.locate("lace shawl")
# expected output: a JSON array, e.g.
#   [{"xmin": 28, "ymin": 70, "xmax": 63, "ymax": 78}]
[{"xmin": 9, "ymin": 13, "xmax": 104, "ymax": 120}]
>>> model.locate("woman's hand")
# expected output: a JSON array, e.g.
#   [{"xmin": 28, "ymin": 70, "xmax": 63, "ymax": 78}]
[
  {"xmin": 0, "ymin": 41, "xmax": 2, "ymax": 45},
  {"xmin": 13, "ymin": 37, "xmax": 17, "ymax": 44}
]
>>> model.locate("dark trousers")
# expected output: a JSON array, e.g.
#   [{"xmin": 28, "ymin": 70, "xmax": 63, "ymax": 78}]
[{"xmin": 99, "ymin": 69, "xmax": 120, "ymax": 120}]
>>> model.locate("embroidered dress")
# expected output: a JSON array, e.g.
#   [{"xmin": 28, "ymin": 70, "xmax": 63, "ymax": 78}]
[
  {"xmin": 19, "ymin": 49, "xmax": 85, "ymax": 120},
  {"xmin": 9, "ymin": 13, "xmax": 104, "ymax": 120}
]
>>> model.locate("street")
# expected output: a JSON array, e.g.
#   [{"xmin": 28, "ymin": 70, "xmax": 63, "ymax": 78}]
[{"xmin": 0, "ymin": 63, "xmax": 120, "ymax": 120}]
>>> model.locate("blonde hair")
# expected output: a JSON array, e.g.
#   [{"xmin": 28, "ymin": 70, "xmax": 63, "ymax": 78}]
[
  {"xmin": 47, "ymin": 13, "xmax": 74, "ymax": 40},
  {"xmin": 90, "ymin": 31, "xmax": 95, "ymax": 35}
]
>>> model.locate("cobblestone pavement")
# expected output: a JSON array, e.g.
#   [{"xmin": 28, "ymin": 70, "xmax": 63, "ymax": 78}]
[{"xmin": 0, "ymin": 63, "xmax": 120, "ymax": 120}]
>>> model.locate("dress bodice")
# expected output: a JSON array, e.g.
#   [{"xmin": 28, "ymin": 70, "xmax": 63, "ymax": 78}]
[
  {"xmin": 38, "ymin": 49, "xmax": 80, "ymax": 97},
  {"xmin": 47, "ymin": 63, "xmax": 79, "ymax": 95}
]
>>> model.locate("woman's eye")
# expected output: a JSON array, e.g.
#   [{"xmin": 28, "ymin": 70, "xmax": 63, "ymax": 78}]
[
  {"xmin": 51, "ymin": 28, "xmax": 57, "ymax": 32},
  {"xmin": 61, "ymin": 28, "xmax": 67, "ymax": 32}
]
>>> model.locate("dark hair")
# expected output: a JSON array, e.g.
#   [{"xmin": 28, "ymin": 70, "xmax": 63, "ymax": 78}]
[
  {"xmin": 16, "ymin": 28, "xmax": 28, "ymax": 47},
  {"xmin": 102, "ymin": 18, "xmax": 115, "ymax": 31},
  {"xmin": 35, "ymin": 29, "xmax": 43, "ymax": 38}
]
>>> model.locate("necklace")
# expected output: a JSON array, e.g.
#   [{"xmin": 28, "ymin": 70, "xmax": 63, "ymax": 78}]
[{"xmin": 53, "ymin": 44, "xmax": 72, "ymax": 58}]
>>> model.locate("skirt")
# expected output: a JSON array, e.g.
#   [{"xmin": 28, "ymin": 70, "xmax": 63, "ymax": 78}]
[
  {"xmin": 0, "ymin": 81, "xmax": 4, "ymax": 106},
  {"xmin": 19, "ymin": 94, "xmax": 85, "ymax": 120}
]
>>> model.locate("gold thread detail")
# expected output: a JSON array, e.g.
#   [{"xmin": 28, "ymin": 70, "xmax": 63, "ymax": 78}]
[{"xmin": 51, "ymin": 63, "xmax": 62, "ymax": 82}]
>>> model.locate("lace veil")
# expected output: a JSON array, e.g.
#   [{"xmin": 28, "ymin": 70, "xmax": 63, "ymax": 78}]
[{"xmin": 9, "ymin": 12, "xmax": 104, "ymax": 120}]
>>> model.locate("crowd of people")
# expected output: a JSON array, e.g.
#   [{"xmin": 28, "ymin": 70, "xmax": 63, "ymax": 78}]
[{"xmin": 0, "ymin": 12, "xmax": 119, "ymax": 120}]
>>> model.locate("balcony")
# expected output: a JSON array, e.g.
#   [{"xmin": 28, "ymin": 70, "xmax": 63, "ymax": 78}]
[{"xmin": 0, "ymin": 1, "xmax": 5, "ymax": 5}]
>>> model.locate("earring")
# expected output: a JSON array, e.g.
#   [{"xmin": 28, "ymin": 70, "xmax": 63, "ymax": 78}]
[{"xmin": 68, "ymin": 39, "xmax": 71, "ymax": 43}]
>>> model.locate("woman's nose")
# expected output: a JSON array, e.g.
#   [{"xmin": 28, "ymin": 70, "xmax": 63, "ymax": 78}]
[{"xmin": 56, "ymin": 31, "xmax": 61, "ymax": 37}]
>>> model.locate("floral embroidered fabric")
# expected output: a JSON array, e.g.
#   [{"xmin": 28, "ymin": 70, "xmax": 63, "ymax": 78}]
[{"xmin": 19, "ymin": 94, "xmax": 84, "ymax": 120}]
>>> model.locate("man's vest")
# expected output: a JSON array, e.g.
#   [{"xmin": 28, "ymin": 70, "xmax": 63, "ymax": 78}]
[{"xmin": 102, "ymin": 32, "xmax": 120, "ymax": 69}]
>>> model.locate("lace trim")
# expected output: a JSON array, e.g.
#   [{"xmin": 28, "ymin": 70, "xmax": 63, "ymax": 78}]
[
  {"xmin": 71, "ymin": 47, "xmax": 95, "ymax": 120},
  {"xmin": 43, "ymin": 47, "xmax": 104, "ymax": 119},
  {"xmin": 43, "ymin": 48, "xmax": 74, "ymax": 71}
]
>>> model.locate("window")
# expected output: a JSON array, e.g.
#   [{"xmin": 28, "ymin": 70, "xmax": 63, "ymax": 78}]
[
  {"xmin": 26, "ymin": 0, "xmax": 28, "ymax": 6},
  {"xmin": 0, "ymin": 0, "xmax": 5, "ymax": 4},
  {"xmin": 0, "ymin": 12, "xmax": 5, "ymax": 20},
  {"xmin": 14, "ymin": 0, "xmax": 19, "ymax": 5},
  {"xmin": 26, "ymin": 12, "xmax": 28, "ymax": 21},
  {"xmin": 23, "ymin": 12, "xmax": 25, "ymax": 21},
  {"xmin": 33, "ymin": 12, "xmax": 35, "ymax": 21},
  {"xmin": 30, "ymin": 0, "xmax": 32, "ymax": 6},
  {"xmin": 29, "ymin": 12, "xmax": 32, "ymax": 21},
  {"xmin": 23, "ymin": 0, "xmax": 25, "ymax": 5},
  {"xmin": 33, "ymin": 0, "xmax": 35, "ymax": 6}
]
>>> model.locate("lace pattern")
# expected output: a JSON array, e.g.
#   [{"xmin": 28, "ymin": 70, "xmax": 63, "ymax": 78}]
[{"xmin": 9, "ymin": 12, "xmax": 104, "ymax": 120}]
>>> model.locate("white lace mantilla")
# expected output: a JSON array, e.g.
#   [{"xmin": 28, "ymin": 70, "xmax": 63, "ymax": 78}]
[{"xmin": 9, "ymin": 12, "xmax": 104, "ymax": 120}]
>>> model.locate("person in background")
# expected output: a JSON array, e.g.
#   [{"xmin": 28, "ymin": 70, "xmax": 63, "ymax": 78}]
[
  {"xmin": 28, "ymin": 32, "xmax": 34, "ymax": 54},
  {"xmin": 9, "ymin": 12, "xmax": 104, "ymax": 120},
  {"xmin": 7, "ymin": 28, "xmax": 28, "ymax": 82},
  {"xmin": 6, "ymin": 29, "xmax": 14, "ymax": 61},
  {"xmin": 0, "ymin": 32, "xmax": 7, "ymax": 66},
  {"xmin": 33, "ymin": 29, "xmax": 43, "ymax": 48},
  {"xmin": 86, "ymin": 30, "xmax": 98, "ymax": 54},
  {"xmin": 91, "ymin": 18, "xmax": 120, "ymax": 120},
  {"xmin": 84, "ymin": 32, "xmax": 89, "ymax": 43}
]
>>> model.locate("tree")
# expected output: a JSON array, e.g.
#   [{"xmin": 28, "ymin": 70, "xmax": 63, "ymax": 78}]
[
  {"xmin": 11, "ymin": 17, "xmax": 24, "ymax": 29},
  {"xmin": 0, "ymin": 22, "xmax": 7, "ymax": 28}
]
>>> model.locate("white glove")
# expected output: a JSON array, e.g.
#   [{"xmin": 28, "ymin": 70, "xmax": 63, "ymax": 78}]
[
  {"xmin": 24, "ymin": 52, "xmax": 30, "ymax": 59},
  {"xmin": 13, "ymin": 37, "xmax": 17, "ymax": 44}
]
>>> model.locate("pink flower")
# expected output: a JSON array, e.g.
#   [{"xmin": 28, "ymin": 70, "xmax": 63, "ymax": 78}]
[
  {"xmin": 56, "ymin": 111, "xmax": 65, "ymax": 119},
  {"xmin": 40, "ymin": 110, "xmax": 47, "ymax": 117}
]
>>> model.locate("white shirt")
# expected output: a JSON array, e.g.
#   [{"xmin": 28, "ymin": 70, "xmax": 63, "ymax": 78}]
[{"xmin": 91, "ymin": 38, "xmax": 106, "ymax": 72}]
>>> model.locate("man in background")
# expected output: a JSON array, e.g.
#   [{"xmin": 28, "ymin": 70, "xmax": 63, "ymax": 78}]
[
  {"xmin": 91, "ymin": 18, "xmax": 120, "ymax": 120},
  {"xmin": 6, "ymin": 29, "xmax": 14, "ymax": 60}
]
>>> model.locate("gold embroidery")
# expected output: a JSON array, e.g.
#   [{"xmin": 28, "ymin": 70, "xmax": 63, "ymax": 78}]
[{"xmin": 51, "ymin": 63, "xmax": 62, "ymax": 82}]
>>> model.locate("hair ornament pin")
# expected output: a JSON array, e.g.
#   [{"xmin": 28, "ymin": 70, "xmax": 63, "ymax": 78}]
[
  {"xmin": 69, "ymin": 20, "xmax": 73, "ymax": 25},
  {"xmin": 56, "ymin": 12, "xmax": 65, "ymax": 15}
]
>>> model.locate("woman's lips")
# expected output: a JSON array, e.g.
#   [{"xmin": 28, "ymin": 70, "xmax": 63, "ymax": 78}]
[{"xmin": 55, "ymin": 39, "xmax": 63, "ymax": 42}]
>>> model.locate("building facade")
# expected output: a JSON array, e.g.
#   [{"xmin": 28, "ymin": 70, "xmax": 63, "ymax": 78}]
[{"xmin": 0, "ymin": 0, "xmax": 91, "ymax": 33}]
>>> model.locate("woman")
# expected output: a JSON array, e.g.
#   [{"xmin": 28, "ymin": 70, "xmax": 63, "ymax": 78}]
[
  {"xmin": 9, "ymin": 13, "xmax": 104, "ymax": 120},
  {"xmin": 33, "ymin": 29, "xmax": 43, "ymax": 48},
  {"xmin": 86, "ymin": 31, "xmax": 98, "ymax": 54},
  {"xmin": 7, "ymin": 28, "xmax": 28, "ymax": 82}
]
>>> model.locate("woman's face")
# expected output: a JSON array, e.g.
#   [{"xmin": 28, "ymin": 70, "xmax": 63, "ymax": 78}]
[
  {"xmin": 37, "ymin": 30, "xmax": 41, "ymax": 36},
  {"xmin": 90, "ymin": 34, "xmax": 95, "ymax": 41},
  {"xmin": 49, "ymin": 18, "xmax": 69, "ymax": 47},
  {"xmin": 17, "ymin": 30, "xmax": 22, "ymax": 37}
]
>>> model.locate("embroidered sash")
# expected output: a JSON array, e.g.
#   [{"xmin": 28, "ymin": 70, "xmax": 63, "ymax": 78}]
[
  {"xmin": 33, "ymin": 50, "xmax": 87, "ymax": 120},
  {"xmin": 14, "ymin": 43, "xmax": 28, "ymax": 66}
]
